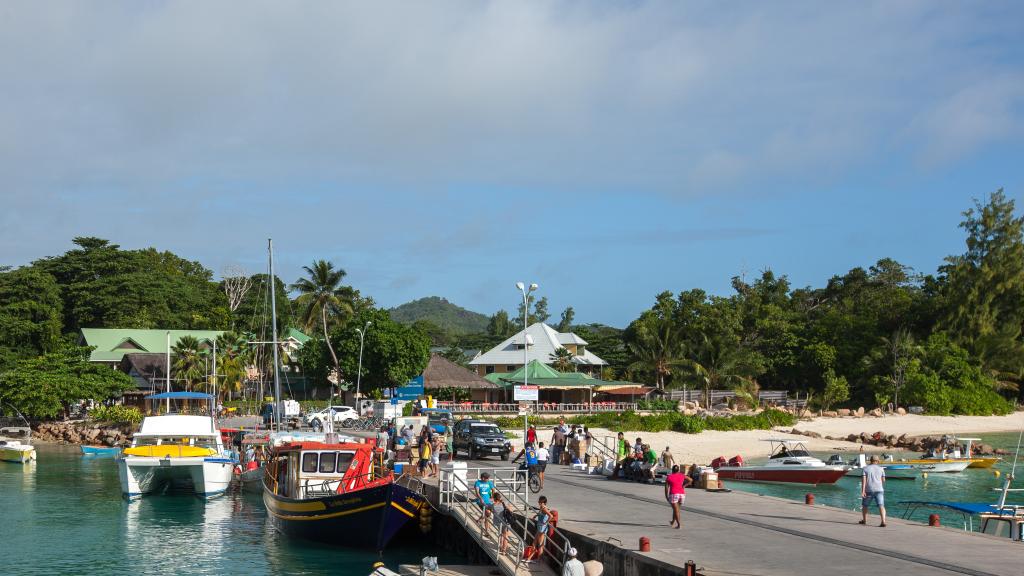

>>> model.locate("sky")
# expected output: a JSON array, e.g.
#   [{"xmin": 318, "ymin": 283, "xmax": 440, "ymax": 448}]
[{"xmin": 1, "ymin": 2, "xmax": 1023, "ymax": 327}]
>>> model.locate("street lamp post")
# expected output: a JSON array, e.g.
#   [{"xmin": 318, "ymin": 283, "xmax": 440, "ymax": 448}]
[
  {"xmin": 515, "ymin": 281, "xmax": 537, "ymax": 559},
  {"xmin": 355, "ymin": 321, "xmax": 372, "ymax": 415}
]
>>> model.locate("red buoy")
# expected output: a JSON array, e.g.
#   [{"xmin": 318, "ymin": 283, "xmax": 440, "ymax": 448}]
[
  {"xmin": 805, "ymin": 493, "xmax": 815, "ymax": 505},
  {"xmin": 929, "ymin": 514, "xmax": 941, "ymax": 527},
  {"xmin": 639, "ymin": 536, "xmax": 651, "ymax": 552}
]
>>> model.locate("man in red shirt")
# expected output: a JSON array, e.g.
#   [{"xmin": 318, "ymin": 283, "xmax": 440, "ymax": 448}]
[{"xmin": 526, "ymin": 424, "xmax": 537, "ymax": 446}]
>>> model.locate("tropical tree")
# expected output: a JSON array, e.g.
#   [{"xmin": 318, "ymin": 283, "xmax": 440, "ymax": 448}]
[
  {"xmin": 682, "ymin": 332, "xmax": 759, "ymax": 409},
  {"xmin": 291, "ymin": 260, "xmax": 354, "ymax": 385},
  {"xmin": 214, "ymin": 331, "xmax": 250, "ymax": 400},
  {"xmin": 171, "ymin": 335, "xmax": 206, "ymax": 391},
  {"xmin": 626, "ymin": 309, "xmax": 687, "ymax": 390},
  {"xmin": 550, "ymin": 347, "xmax": 575, "ymax": 372},
  {"xmin": 557, "ymin": 307, "xmax": 575, "ymax": 332}
]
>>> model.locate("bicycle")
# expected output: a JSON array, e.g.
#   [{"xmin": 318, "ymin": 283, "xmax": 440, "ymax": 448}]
[{"xmin": 517, "ymin": 463, "xmax": 542, "ymax": 494}]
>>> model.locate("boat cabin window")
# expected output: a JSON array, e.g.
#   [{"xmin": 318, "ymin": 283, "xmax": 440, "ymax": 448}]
[
  {"xmin": 336, "ymin": 452, "xmax": 354, "ymax": 473},
  {"xmin": 318, "ymin": 452, "xmax": 337, "ymax": 473},
  {"xmin": 301, "ymin": 452, "xmax": 319, "ymax": 473}
]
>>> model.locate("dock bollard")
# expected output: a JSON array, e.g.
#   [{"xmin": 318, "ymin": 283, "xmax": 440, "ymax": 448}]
[
  {"xmin": 805, "ymin": 493, "xmax": 814, "ymax": 505},
  {"xmin": 685, "ymin": 560, "xmax": 696, "ymax": 576},
  {"xmin": 929, "ymin": 514, "xmax": 940, "ymax": 527},
  {"xmin": 639, "ymin": 536, "xmax": 651, "ymax": 552}
]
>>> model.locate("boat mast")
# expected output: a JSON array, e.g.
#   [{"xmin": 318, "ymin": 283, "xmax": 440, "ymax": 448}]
[
  {"xmin": 269, "ymin": 238, "xmax": 282, "ymax": 433},
  {"xmin": 165, "ymin": 330, "xmax": 171, "ymax": 412}
]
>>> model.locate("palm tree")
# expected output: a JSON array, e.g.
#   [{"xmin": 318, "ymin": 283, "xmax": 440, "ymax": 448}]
[
  {"xmin": 626, "ymin": 315, "xmax": 686, "ymax": 390},
  {"xmin": 291, "ymin": 260, "xmax": 354, "ymax": 386},
  {"xmin": 214, "ymin": 331, "xmax": 250, "ymax": 401},
  {"xmin": 171, "ymin": 335, "xmax": 206, "ymax": 392},
  {"xmin": 550, "ymin": 347, "xmax": 575, "ymax": 372},
  {"xmin": 682, "ymin": 332, "xmax": 757, "ymax": 409}
]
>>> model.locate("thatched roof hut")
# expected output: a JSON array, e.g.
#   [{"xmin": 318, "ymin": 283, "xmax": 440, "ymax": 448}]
[{"xmin": 422, "ymin": 354, "xmax": 500, "ymax": 402}]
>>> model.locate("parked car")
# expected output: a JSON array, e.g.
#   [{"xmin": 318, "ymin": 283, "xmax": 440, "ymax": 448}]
[
  {"xmin": 304, "ymin": 405, "xmax": 359, "ymax": 430},
  {"xmin": 420, "ymin": 408, "xmax": 454, "ymax": 434},
  {"xmin": 452, "ymin": 419, "xmax": 511, "ymax": 460}
]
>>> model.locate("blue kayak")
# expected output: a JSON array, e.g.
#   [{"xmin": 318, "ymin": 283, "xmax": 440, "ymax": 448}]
[{"xmin": 81, "ymin": 445, "xmax": 121, "ymax": 456}]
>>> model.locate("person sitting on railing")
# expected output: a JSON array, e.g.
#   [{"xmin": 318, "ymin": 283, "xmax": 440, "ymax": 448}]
[
  {"xmin": 491, "ymin": 491, "xmax": 511, "ymax": 555},
  {"xmin": 474, "ymin": 472, "xmax": 495, "ymax": 534}
]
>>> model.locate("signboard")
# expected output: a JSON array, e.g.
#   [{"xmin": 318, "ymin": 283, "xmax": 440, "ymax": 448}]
[
  {"xmin": 513, "ymin": 385, "xmax": 539, "ymax": 401},
  {"xmin": 395, "ymin": 375, "xmax": 425, "ymax": 400}
]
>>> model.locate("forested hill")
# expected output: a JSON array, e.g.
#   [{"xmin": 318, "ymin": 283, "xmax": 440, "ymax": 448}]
[{"xmin": 389, "ymin": 296, "xmax": 489, "ymax": 334}]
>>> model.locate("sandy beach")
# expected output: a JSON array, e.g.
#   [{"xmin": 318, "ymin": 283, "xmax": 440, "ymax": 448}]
[{"xmin": 515, "ymin": 412, "xmax": 1024, "ymax": 466}]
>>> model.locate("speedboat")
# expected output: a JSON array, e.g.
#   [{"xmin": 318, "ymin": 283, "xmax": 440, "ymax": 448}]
[
  {"xmin": 81, "ymin": 445, "xmax": 121, "ymax": 456},
  {"xmin": 0, "ymin": 426, "xmax": 36, "ymax": 463},
  {"xmin": 832, "ymin": 454, "xmax": 919, "ymax": 480},
  {"xmin": 713, "ymin": 439, "xmax": 848, "ymax": 485},
  {"xmin": 263, "ymin": 437, "xmax": 425, "ymax": 551},
  {"xmin": 117, "ymin": 393, "xmax": 234, "ymax": 500}
]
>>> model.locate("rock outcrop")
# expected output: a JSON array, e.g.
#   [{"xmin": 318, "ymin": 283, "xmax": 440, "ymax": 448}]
[{"xmin": 32, "ymin": 421, "xmax": 133, "ymax": 446}]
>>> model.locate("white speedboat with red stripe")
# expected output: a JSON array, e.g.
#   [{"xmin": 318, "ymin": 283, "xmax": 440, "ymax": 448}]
[{"xmin": 714, "ymin": 439, "xmax": 848, "ymax": 485}]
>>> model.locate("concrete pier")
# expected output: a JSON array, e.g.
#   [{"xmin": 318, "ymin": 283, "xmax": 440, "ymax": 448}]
[{"xmin": 417, "ymin": 461, "xmax": 1019, "ymax": 576}]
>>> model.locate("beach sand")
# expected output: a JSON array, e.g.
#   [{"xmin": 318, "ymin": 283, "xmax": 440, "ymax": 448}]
[{"xmin": 513, "ymin": 412, "xmax": 1024, "ymax": 466}]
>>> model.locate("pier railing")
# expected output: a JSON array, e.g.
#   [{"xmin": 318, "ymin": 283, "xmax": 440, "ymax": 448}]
[
  {"xmin": 435, "ymin": 401, "xmax": 638, "ymax": 414},
  {"xmin": 439, "ymin": 465, "xmax": 568, "ymax": 575}
]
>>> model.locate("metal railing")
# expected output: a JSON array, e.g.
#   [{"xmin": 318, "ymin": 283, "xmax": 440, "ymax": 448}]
[
  {"xmin": 439, "ymin": 465, "xmax": 571, "ymax": 575},
  {"xmin": 435, "ymin": 402, "xmax": 638, "ymax": 414}
]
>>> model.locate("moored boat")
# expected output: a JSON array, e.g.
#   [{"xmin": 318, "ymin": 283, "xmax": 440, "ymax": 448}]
[
  {"xmin": 117, "ymin": 392, "xmax": 235, "ymax": 500},
  {"xmin": 714, "ymin": 439, "xmax": 848, "ymax": 485},
  {"xmin": 0, "ymin": 426, "xmax": 36, "ymax": 464},
  {"xmin": 831, "ymin": 454, "xmax": 919, "ymax": 480},
  {"xmin": 262, "ymin": 438, "xmax": 425, "ymax": 551},
  {"xmin": 81, "ymin": 445, "xmax": 121, "ymax": 456}
]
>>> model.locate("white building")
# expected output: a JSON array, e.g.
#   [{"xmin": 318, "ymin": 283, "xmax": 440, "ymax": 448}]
[{"xmin": 468, "ymin": 322, "xmax": 608, "ymax": 377}]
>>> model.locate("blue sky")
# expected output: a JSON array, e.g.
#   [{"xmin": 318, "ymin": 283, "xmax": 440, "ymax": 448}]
[{"xmin": 1, "ymin": 2, "xmax": 1023, "ymax": 327}]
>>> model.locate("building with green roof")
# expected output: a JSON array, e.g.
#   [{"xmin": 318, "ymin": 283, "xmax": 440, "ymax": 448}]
[{"xmin": 80, "ymin": 327, "xmax": 310, "ymax": 367}]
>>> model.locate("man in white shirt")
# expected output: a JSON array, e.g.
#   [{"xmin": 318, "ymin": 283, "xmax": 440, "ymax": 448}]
[
  {"xmin": 859, "ymin": 455, "xmax": 887, "ymax": 527},
  {"xmin": 562, "ymin": 547, "xmax": 585, "ymax": 576},
  {"xmin": 535, "ymin": 442, "xmax": 550, "ymax": 490}
]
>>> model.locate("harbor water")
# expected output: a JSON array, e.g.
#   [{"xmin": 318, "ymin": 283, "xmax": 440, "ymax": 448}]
[
  {"xmin": 0, "ymin": 444, "xmax": 453, "ymax": 576},
  {"xmin": 727, "ymin": 431, "xmax": 1024, "ymax": 530}
]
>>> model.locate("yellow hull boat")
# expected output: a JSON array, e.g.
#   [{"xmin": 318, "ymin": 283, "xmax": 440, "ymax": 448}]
[
  {"xmin": 966, "ymin": 458, "xmax": 999, "ymax": 469},
  {"xmin": 123, "ymin": 445, "xmax": 216, "ymax": 458}
]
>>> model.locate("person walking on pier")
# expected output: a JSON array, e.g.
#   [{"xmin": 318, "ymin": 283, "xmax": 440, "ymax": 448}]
[
  {"xmin": 665, "ymin": 464, "xmax": 690, "ymax": 528},
  {"xmin": 859, "ymin": 455, "xmax": 887, "ymax": 527},
  {"xmin": 551, "ymin": 425, "xmax": 566, "ymax": 466},
  {"xmin": 491, "ymin": 491, "xmax": 511, "ymax": 554},
  {"xmin": 527, "ymin": 424, "xmax": 538, "ymax": 447},
  {"xmin": 535, "ymin": 442, "xmax": 549, "ymax": 489},
  {"xmin": 474, "ymin": 472, "xmax": 495, "ymax": 534}
]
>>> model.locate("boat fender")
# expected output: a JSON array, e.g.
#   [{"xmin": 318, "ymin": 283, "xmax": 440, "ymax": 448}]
[
  {"xmin": 929, "ymin": 514, "xmax": 940, "ymax": 527},
  {"xmin": 805, "ymin": 493, "xmax": 814, "ymax": 505},
  {"xmin": 639, "ymin": 537, "xmax": 651, "ymax": 552}
]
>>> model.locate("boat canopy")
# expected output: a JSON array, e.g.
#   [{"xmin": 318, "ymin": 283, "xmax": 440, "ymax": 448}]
[
  {"xmin": 149, "ymin": 392, "xmax": 214, "ymax": 400},
  {"xmin": 136, "ymin": 415, "xmax": 219, "ymax": 437}
]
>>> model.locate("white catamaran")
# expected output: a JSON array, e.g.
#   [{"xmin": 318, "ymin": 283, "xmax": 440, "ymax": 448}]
[{"xmin": 117, "ymin": 392, "xmax": 234, "ymax": 499}]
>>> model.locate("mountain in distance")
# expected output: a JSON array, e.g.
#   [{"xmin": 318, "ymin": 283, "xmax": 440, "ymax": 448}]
[{"xmin": 388, "ymin": 296, "xmax": 489, "ymax": 334}]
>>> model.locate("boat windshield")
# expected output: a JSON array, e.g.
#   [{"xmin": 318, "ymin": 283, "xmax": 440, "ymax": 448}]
[{"xmin": 771, "ymin": 447, "xmax": 811, "ymax": 459}]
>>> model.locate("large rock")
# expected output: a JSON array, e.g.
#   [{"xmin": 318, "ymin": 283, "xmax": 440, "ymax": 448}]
[
  {"xmin": 799, "ymin": 409, "xmax": 814, "ymax": 419},
  {"xmin": 908, "ymin": 406, "xmax": 925, "ymax": 415},
  {"xmin": 823, "ymin": 410, "xmax": 838, "ymax": 418},
  {"xmin": 837, "ymin": 408, "xmax": 852, "ymax": 417},
  {"xmin": 846, "ymin": 434, "xmax": 859, "ymax": 443},
  {"xmin": 804, "ymin": 430, "xmax": 822, "ymax": 439},
  {"xmin": 869, "ymin": 408, "xmax": 883, "ymax": 417},
  {"xmin": 856, "ymin": 407, "xmax": 865, "ymax": 417},
  {"xmin": 896, "ymin": 407, "xmax": 907, "ymax": 415}
]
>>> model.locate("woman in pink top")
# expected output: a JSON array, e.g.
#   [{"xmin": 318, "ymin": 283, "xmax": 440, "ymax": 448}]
[{"xmin": 664, "ymin": 464, "xmax": 690, "ymax": 529}]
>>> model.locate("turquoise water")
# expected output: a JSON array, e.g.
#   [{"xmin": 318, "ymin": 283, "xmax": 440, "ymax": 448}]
[
  {"xmin": 726, "ymin": 431, "xmax": 1024, "ymax": 530},
  {"xmin": 0, "ymin": 444, "xmax": 452, "ymax": 576}
]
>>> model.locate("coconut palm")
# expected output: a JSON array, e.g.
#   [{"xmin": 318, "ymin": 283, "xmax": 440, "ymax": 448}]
[
  {"xmin": 214, "ymin": 331, "xmax": 250, "ymax": 401},
  {"xmin": 171, "ymin": 335, "xmax": 206, "ymax": 392},
  {"xmin": 550, "ymin": 347, "xmax": 575, "ymax": 372},
  {"xmin": 682, "ymin": 332, "xmax": 758, "ymax": 409},
  {"xmin": 291, "ymin": 260, "xmax": 354, "ymax": 385},
  {"xmin": 626, "ymin": 314, "xmax": 687, "ymax": 390}
]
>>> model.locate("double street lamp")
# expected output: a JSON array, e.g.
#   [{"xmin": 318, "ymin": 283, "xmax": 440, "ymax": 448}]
[{"xmin": 355, "ymin": 321, "xmax": 372, "ymax": 414}]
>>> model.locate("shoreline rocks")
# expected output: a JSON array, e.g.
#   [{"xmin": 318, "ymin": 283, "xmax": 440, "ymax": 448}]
[
  {"xmin": 787, "ymin": 427, "xmax": 998, "ymax": 454},
  {"xmin": 32, "ymin": 420, "xmax": 133, "ymax": 446}
]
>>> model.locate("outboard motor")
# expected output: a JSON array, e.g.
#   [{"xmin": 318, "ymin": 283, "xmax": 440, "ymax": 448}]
[{"xmin": 728, "ymin": 455, "xmax": 744, "ymax": 467}]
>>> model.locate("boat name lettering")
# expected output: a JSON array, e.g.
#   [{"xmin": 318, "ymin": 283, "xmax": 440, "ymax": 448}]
[{"xmin": 327, "ymin": 497, "xmax": 363, "ymax": 508}]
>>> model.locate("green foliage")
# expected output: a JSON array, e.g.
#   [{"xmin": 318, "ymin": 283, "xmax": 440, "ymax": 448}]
[
  {"xmin": 33, "ymin": 238, "xmax": 229, "ymax": 333},
  {"xmin": 326, "ymin": 309, "xmax": 431, "ymax": 391},
  {"xmin": 573, "ymin": 324, "xmax": 629, "ymax": 378},
  {"xmin": 491, "ymin": 409, "xmax": 794, "ymax": 435},
  {"xmin": 0, "ymin": 341, "xmax": 136, "ymax": 419},
  {"xmin": 0, "ymin": 267, "xmax": 63, "ymax": 361},
  {"xmin": 89, "ymin": 404, "xmax": 143, "ymax": 425},
  {"xmin": 549, "ymin": 347, "xmax": 575, "ymax": 372},
  {"xmin": 819, "ymin": 370, "xmax": 850, "ymax": 411},
  {"xmin": 557, "ymin": 307, "xmax": 575, "ymax": 332},
  {"xmin": 635, "ymin": 399, "xmax": 678, "ymax": 411},
  {"xmin": 389, "ymin": 296, "xmax": 489, "ymax": 334},
  {"xmin": 435, "ymin": 386, "xmax": 471, "ymax": 402},
  {"xmin": 439, "ymin": 343, "xmax": 469, "ymax": 366},
  {"xmin": 901, "ymin": 334, "xmax": 1014, "ymax": 415}
]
